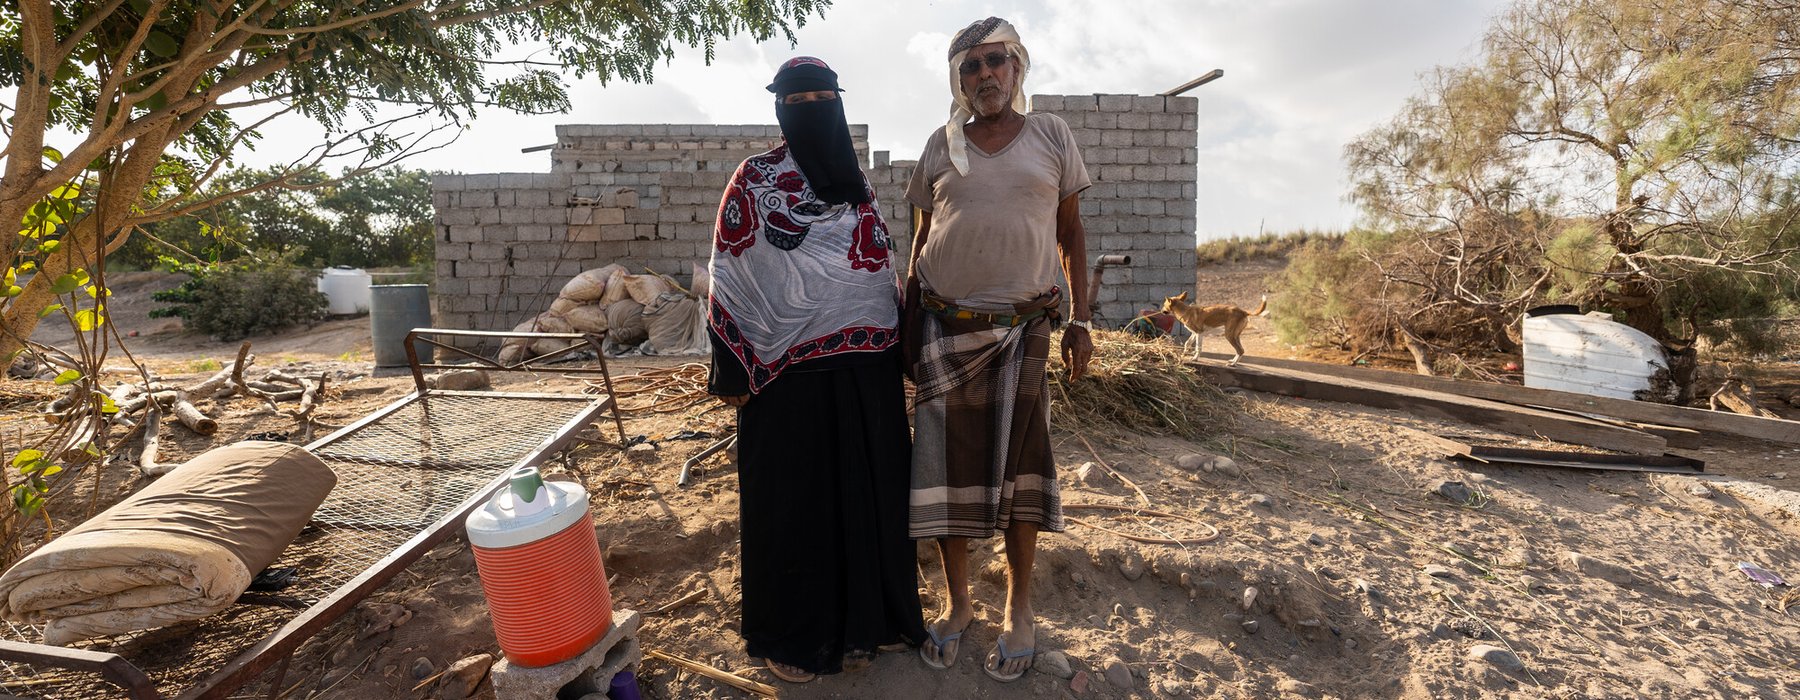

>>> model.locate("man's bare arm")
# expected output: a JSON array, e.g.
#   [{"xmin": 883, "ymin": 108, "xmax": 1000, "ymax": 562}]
[{"xmin": 1055, "ymin": 194, "xmax": 1089, "ymax": 321}]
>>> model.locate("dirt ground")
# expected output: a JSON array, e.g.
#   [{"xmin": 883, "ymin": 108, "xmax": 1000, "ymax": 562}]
[{"xmin": 6, "ymin": 263, "xmax": 1800, "ymax": 699}]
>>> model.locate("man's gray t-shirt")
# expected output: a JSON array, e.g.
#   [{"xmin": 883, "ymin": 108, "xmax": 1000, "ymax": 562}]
[{"xmin": 905, "ymin": 112, "xmax": 1091, "ymax": 308}]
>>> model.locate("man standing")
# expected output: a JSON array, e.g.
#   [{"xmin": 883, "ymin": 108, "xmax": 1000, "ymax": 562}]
[{"xmin": 903, "ymin": 17, "xmax": 1093, "ymax": 683}]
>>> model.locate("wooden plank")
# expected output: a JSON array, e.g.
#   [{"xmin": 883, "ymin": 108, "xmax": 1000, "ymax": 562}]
[
  {"xmin": 1186, "ymin": 359, "xmax": 1668, "ymax": 454},
  {"xmin": 1400, "ymin": 428, "xmax": 1706, "ymax": 474},
  {"xmin": 1194, "ymin": 351, "xmax": 1800, "ymax": 446}
]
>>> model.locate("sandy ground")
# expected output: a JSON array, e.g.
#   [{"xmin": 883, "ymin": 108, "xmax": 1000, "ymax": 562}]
[{"xmin": 4, "ymin": 261, "xmax": 1800, "ymax": 699}]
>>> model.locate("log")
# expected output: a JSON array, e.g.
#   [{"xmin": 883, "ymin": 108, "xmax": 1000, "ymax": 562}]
[
  {"xmin": 1192, "ymin": 351, "xmax": 1800, "ymax": 447},
  {"xmin": 139, "ymin": 407, "xmax": 168, "ymax": 477},
  {"xmin": 170, "ymin": 392, "xmax": 218, "ymax": 436},
  {"xmin": 58, "ymin": 416, "xmax": 100, "ymax": 465},
  {"xmin": 1185, "ymin": 359, "xmax": 1668, "ymax": 454},
  {"xmin": 118, "ymin": 390, "xmax": 180, "ymax": 415},
  {"xmin": 645, "ymin": 649, "xmax": 776, "ymax": 698},
  {"xmin": 1710, "ymin": 379, "xmax": 1782, "ymax": 419}
]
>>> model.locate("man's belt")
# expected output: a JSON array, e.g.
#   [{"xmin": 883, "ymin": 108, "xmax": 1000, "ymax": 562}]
[{"xmin": 920, "ymin": 295, "xmax": 1051, "ymax": 327}]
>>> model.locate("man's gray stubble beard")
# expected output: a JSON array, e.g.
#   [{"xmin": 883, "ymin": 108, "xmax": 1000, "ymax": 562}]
[{"xmin": 970, "ymin": 84, "xmax": 1011, "ymax": 118}]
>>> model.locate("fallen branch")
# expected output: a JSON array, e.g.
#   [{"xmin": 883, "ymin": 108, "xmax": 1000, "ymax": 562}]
[
  {"xmin": 645, "ymin": 649, "xmax": 776, "ymax": 698},
  {"xmin": 139, "ymin": 406, "xmax": 168, "ymax": 478},
  {"xmin": 169, "ymin": 392, "xmax": 218, "ymax": 436},
  {"xmin": 644, "ymin": 588, "xmax": 708, "ymax": 616},
  {"xmin": 1064, "ymin": 503, "xmax": 1221, "ymax": 546}
]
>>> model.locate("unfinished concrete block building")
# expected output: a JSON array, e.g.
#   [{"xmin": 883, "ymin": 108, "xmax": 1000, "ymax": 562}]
[{"xmin": 432, "ymin": 93, "xmax": 1198, "ymax": 352}]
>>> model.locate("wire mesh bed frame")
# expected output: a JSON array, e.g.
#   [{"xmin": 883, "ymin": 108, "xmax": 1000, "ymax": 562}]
[{"xmin": 0, "ymin": 328, "xmax": 627, "ymax": 699}]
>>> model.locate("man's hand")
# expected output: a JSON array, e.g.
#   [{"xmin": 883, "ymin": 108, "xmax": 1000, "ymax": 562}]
[
  {"xmin": 717, "ymin": 394, "xmax": 750, "ymax": 408},
  {"xmin": 1061, "ymin": 325, "xmax": 1094, "ymax": 381}
]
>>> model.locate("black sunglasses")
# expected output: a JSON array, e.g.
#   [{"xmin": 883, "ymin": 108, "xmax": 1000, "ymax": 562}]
[{"xmin": 958, "ymin": 52, "xmax": 1012, "ymax": 75}]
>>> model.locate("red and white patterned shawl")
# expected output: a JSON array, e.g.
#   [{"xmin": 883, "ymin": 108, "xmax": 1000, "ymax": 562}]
[{"xmin": 707, "ymin": 145, "xmax": 900, "ymax": 393}]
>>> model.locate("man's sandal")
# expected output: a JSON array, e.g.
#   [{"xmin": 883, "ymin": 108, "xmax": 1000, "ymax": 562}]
[
  {"xmin": 981, "ymin": 637, "xmax": 1035, "ymax": 682},
  {"xmin": 918, "ymin": 621, "xmax": 968, "ymax": 670},
  {"xmin": 766, "ymin": 660, "xmax": 815, "ymax": 684}
]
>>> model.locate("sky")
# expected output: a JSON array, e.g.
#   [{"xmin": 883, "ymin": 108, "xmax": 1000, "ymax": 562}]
[{"xmin": 250, "ymin": 0, "xmax": 1514, "ymax": 241}]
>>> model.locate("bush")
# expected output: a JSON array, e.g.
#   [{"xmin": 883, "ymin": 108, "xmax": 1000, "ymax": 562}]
[
  {"xmin": 1195, "ymin": 229, "xmax": 1342, "ymax": 267},
  {"xmin": 150, "ymin": 254, "xmax": 327, "ymax": 340}
]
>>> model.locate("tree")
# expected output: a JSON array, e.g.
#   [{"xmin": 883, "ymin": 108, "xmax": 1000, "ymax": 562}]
[
  {"xmin": 1346, "ymin": 0, "xmax": 1800, "ymax": 348},
  {"xmin": 0, "ymin": 0, "xmax": 828, "ymax": 360}
]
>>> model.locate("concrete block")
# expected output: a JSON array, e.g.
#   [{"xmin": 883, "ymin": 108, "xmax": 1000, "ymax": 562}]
[
  {"xmin": 517, "ymin": 189, "xmax": 551, "ymax": 207},
  {"xmin": 1150, "ymin": 148, "xmax": 1183, "ymax": 165},
  {"xmin": 1073, "ymin": 128, "xmax": 1102, "ymax": 148},
  {"xmin": 501, "ymin": 208, "xmax": 534, "ymax": 225},
  {"xmin": 1133, "ymin": 199, "xmax": 1165, "ymax": 216},
  {"xmin": 1101, "ymin": 131, "xmax": 1132, "ymax": 147},
  {"xmin": 1118, "ymin": 112, "xmax": 1151, "ymax": 130},
  {"xmin": 1119, "ymin": 182, "xmax": 1150, "ymax": 198},
  {"xmin": 1099, "ymin": 165, "xmax": 1133, "ymax": 182},
  {"xmin": 1170, "ymin": 96, "xmax": 1198, "ymax": 114},
  {"xmin": 568, "ymin": 225, "xmax": 601, "ymax": 243},
  {"xmin": 1134, "ymin": 95, "xmax": 1166, "ymax": 112},
  {"xmin": 1032, "ymin": 94, "xmax": 1063, "ymax": 111},
  {"xmin": 595, "ymin": 208, "xmax": 626, "ymax": 226},
  {"xmin": 462, "ymin": 190, "xmax": 497, "ymax": 208},
  {"xmin": 1150, "ymin": 112, "xmax": 1185, "ymax": 130},
  {"xmin": 434, "ymin": 277, "xmax": 469, "ymax": 296},
  {"xmin": 1133, "ymin": 165, "xmax": 1167, "ymax": 181},
  {"xmin": 447, "ymin": 226, "xmax": 483, "ymax": 243},
  {"xmin": 470, "ymin": 243, "xmax": 508, "ymax": 261},
  {"xmin": 1098, "ymin": 94, "xmax": 1134, "ymax": 112},
  {"xmin": 476, "ymin": 208, "xmax": 502, "ymax": 225},
  {"xmin": 1168, "ymin": 130, "xmax": 1198, "ymax": 148},
  {"xmin": 1116, "ymin": 216, "xmax": 1149, "ymax": 233},
  {"xmin": 1085, "ymin": 147, "xmax": 1117, "ymax": 165},
  {"xmin": 467, "ymin": 174, "xmax": 501, "ymax": 189},
  {"xmin": 495, "ymin": 190, "xmax": 516, "ymax": 208},
  {"xmin": 1183, "ymin": 113, "xmax": 1198, "ymax": 130},
  {"xmin": 625, "ymin": 209, "xmax": 659, "ymax": 225},
  {"xmin": 600, "ymin": 224, "xmax": 636, "ymax": 241},
  {"xmin": 533, "ymin": 208, "xmax": 565, "ymax": 225},
  {"xmin": 1065, "ymin": 94, "xmax": 1100, "ymax": 112},
  {"xmin": 1087, "ymin": 112, "xmax": 1118, "ymax": 130},
  {"xmin": 1182, "ymin": 149, "xmax": 1197, "ymax": 164},
  {"xmin": 441, "ymin": 208, "xmax": 478, "ymax": 226},
  {"xmin": 1119, "ymin": 148, "xmax": 1149, "ymax": 165},
  {"xmin": 431, "ymin": 174, "xmax": 468, "ymax": 191},
  {"xmin": 1131, "ymin": 130, "xmax": 1166, "ymax": 147},
  {"xmin": 1134, "ymin": 233, "xmax": 1167, "ymax": 250}
]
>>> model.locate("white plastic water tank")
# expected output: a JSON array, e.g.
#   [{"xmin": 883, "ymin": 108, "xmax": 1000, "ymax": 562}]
[
  {"xmin": 1522, "ymin": 308, "xmax": 1669, "ymax": 401},
  {"xmin": 317, "ymin": 267, "xmax": 372, "ymax": 315}
]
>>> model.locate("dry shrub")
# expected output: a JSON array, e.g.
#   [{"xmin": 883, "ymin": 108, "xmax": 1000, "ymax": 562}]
[{"xmin": 1048, "ymin": 329, "xmax": 1239, "ymax": 440}]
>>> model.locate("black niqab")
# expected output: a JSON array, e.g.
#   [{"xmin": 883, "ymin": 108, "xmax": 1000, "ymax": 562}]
[{"xmin": 776, "ymin": 98, "xmax": 871, "ymax": 206}]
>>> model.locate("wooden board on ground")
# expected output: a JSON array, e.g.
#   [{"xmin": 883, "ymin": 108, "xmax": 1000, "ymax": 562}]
[
  {"xmin": 1402, "ymin": 428, "xmax": 1706, "ymax": 474},
  {"xmin": 1186, "ymin": 358, "xmax": 1668, "ymax": 454},
  {"xmin": 1194, "ymin": 351, "xmax": 1800, "ymax": 447}
]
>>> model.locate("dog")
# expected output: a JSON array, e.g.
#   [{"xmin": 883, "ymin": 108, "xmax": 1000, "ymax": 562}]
[{"xmin": 1160, "ymin": 292, "xmax": 1268, "ymax": 365}]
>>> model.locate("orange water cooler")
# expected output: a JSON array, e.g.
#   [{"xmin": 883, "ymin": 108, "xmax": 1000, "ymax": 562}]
[{"xmin": 465, "ymin": 467, "xmax": 613, "ymax": 667}]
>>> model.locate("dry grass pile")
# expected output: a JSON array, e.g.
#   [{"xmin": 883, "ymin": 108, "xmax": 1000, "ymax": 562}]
[{"xmin": 1049, "ymin": 329, "xmax": 1238, "ymax": 439}]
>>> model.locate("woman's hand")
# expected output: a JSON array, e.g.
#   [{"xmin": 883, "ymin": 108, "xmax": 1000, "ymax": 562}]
[{"xmin": 717, "ymin": 394, "xmax": 750, "ymax": 408}]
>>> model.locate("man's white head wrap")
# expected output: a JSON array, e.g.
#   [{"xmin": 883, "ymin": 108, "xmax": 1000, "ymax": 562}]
[{"xmin": 946, "ymin": 17, "xmax": 1030, "ymax": 176}]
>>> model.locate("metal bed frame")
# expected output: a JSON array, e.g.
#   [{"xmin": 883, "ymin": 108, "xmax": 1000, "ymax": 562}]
[{"xmin": 0, "ymin": 329, "xmax": 627, "ymax": 699}]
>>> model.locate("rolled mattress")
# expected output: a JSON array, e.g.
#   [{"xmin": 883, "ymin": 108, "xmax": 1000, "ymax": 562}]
[{"xmin": 0, "ymin": 441, "xmax": 336, "ymax": 644}]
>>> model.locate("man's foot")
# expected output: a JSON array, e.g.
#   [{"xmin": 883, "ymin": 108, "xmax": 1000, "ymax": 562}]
[
  {"xmin": 983, "ymin": 618, "xmax": 1035, "ymax": 681},
  {"xmin": 766, "ymin": 659, "xmax": 815, "ymax": 684},
  {"xmin": 919, "ymin": 610, "xmax": 973, "ymax": 670}
]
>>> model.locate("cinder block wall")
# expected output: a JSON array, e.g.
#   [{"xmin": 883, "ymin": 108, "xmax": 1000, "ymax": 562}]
[
  {"xmin": 432, "ymin": 93, "xmax": 1197, "ymax": 352},
  {"xmin": 1032, "ymin": 94, "xmax": 1199, "ymax": 325}
]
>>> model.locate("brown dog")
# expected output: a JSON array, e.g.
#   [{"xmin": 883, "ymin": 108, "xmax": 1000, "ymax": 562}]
[{"xmin": 1160, "ymin": 292, "xmax": 1267, "ymax": 365}]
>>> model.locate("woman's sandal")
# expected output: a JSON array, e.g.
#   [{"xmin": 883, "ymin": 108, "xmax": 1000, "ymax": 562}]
[{"xmin": 766, "ymin": 660, "xmax": 816, "ymax": 684}]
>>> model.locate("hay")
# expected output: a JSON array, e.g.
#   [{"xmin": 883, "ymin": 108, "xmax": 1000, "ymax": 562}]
[{"xmin": 1048, "ymin": 329, "xmax": 1237, "ymax": 439}]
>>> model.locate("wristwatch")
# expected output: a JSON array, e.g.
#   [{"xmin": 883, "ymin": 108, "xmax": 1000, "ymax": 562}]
[{"xmin": 1069, "ymin": 319, "xmax": 1093, "ymax": 331}]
